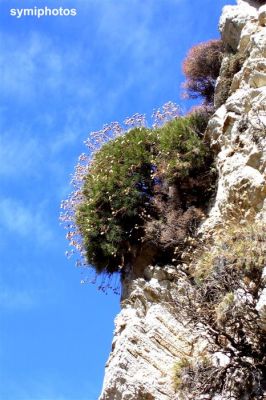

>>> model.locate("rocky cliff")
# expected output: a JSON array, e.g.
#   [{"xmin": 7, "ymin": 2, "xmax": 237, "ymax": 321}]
[{"xmin": 99, "ymin": 1, "xmax": 266, "ymax": 399}]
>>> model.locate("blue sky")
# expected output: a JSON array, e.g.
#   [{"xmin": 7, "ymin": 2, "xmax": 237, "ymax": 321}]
[{"xmin": 0, "ymin": 0, "xmax": 235, "ymax": 399}]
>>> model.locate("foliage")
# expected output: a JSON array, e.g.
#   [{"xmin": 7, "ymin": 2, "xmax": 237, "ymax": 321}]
[
  {"xmin": 182, "ymin": 40, "xmax": 224, "ymax": 104},
  {"xmin": 155, "ymin": 115, "xmax": 208, "ymax": 180},
  {"xmin": 173, "ymin": 356, "xmax": 214, "ymax": 398},
  {"xmin": 215, "ymin": 292, "xmax": 235, "ymax": 324},
  {"xmin": 193, "ymin": 223, "xmax": 266, "ymax": 282},
  {"xmin": 215, "ymin": 51, "xmax": 245, "ymax": 108},
  {"xmin": 61, "ymin": 103, "xmax": 178, "ymax": 270},
  {"xmin": 76, "ymin": 127, "xmax": 154, "ymax": 273},
  {"xmin": 173, "ymin": 357, "xmax": 191, "ymax": 391},
  {"xmin": 172, "ymin": 222, "xmax": 266, "ymax": 399},
  {"xmin": 186, "ymin": 105, "xmax": 214, "ymax": 135},
  {"xmin": 60, "ymin": 103, "xmax": 215, "ymax": 276},
  {"xmin": 75, "ymin": 112, "xmax": 213, "ymax": 274}
]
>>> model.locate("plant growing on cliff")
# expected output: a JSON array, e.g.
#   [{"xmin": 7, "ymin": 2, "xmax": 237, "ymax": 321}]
[
  {"xmin": 172, "ymin": 222, "xmax": 266, "ymax": 399},
  {"xmin": 173, "ymin": 355, "xmax": 215, "ymax": 398},
  {"xmin": 77, "ymin": 114, "xmax": 213, "ymax": 274},
  {"xmin": 182, "ymin": 39, "xmax": 224, "ymax": 104},
  {"xmin": 61, "ymin": 103, "xmax": 216, "ymax": 277},
  {"xmin": 215, "ymin": 51, "xmax": 245, "ymax": 108}
]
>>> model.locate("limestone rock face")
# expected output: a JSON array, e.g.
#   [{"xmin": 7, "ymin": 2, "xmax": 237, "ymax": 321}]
[
  {"xmin": 99, "ymin": 267, "xmax": 188, "ymax": 400},
  {"xmin": 205, "ymin": 1, "xmax": 266, "ymax": 229},
  {"xmin": 99, "ymin": 2, "xmax": 266, "ymax": 399},
  {"xmin": 219, "ymin": 2, "xmax": 257, "ymax": 51}
]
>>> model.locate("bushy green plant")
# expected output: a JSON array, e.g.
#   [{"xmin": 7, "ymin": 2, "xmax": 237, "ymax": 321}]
[
  {"xmin": 75, "ymin": 112, "xmax": 213, "ymax": 274},
  {"xmin": 76, "ymin": 127, "xmax": 155, "ymax": 272},
  {"xmin": 155, "ymin": 116, "xmax": 208, "ymax": 181},
  {"xmin": 173, "ymin": 357, "xmax": 191, "ymax": 391},
  {"xmin": 173, "ymin": 355, "xmax": 214, "ymax": 398},
  {"xmin": 187, "ymin": 106, "xmax": 214, "ymax": 136},
  {"xmin": 215, "ymin": 51, "xmax": 245, "ymax": 108},
  {"xmin": 182, "ymin": 40, "xmax": 224, "ymax": 104}
]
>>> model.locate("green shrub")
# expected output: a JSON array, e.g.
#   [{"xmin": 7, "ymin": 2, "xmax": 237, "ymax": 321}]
[
  {"xmin": 215, "ymin": 51, "xmax": 245, "ymax": 108},
  {"xmin": 187, "ymin": 106, "xmax": 214, "ymax": 136},
  {"xmin": 173, "ymin": 356, "xmax": 213, "ymax": 397},
  {"xmin": 76, "ymin": 127, "xmax": 154, "ymax": 272},
  {"xmin": 193, "ymin": 223, "xmax": 266, "ymax": 283},
  {"xmin": 173, "ymin": 357, "xmax": 191, "ymax": 391},
  {"xmin": 156, "ymin": 116, "xmax": 208, "ymax": 181},
  {"xmin": 182, "ymin": 40, "xmax": 224, "ymax": 104},
  {"xmin": 76, "ymin": 112, "xmax": 213, "ymax": 274}
]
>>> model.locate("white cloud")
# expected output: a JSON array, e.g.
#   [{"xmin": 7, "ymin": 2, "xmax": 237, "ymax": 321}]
[
  {"xmin": 0, "ymin": 285, "xmax": 35, "ymax": 310},
  {"xmin": 0, "ymin": 197, "xmax": 53, "ymax": 243},
  {"xmin": 49, "ymin": 106, "xmax": 94, "ymax": 153},
  {"xmin": 0, "ymin": 31, "xmax": 94, "ymax": 102},
  {"xmin": 0, "ymin": 1, "xmax": 184, "ymax": 142},
  {"xmin": 0, "ymin": 33, "xmax": 62, "ymax": 100},
  {"xmin": 2, "ymin": 0, "xmax": 180, "ymax": 113},
  {"xmin": 0, "ymin": 262, "xmax": 58, "ymax": 311},
  {"xmin": 0, "ymin": 132, "xmax": 42, "ymax": 177},
  {"xmin": 75, "ymin": 0, "xmax": 185, "ymax": 114}
]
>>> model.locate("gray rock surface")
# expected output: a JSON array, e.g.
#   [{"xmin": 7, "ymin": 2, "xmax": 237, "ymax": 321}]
[
  {"xmin": 205, "ymin": 1, "xmax": 266, "ymax": 229},
  {"xmin": 100, "ymin": 266, "xmax": 187, "ymax": 400}
]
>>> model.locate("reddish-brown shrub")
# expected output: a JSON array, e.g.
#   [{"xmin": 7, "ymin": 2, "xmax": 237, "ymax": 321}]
[{"xmin": 183, "ymin": 40, "xmax": 224, "ymax": 104}]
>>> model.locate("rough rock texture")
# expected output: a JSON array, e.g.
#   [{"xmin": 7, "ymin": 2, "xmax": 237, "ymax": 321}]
[
  {"xmin": 99, "ymin": 2, "xmax": 266, "ymax": 399},
  {"xmin": 100, "ymin": 267, "xmax": 188, "ymax": 400},
  {"xmin": 205, "ymin": 1, "xmax": 266, "ymax": 229}
]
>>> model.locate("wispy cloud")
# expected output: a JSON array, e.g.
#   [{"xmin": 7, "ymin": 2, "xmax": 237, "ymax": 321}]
[
  {"xmin": 76, "ymin": 0, "xmax": 186, "ymax": 113},
  {"xmin": 0, "ymin": 132, "xmax": 42, "ymax": 178},
  {"xmin": 1, "ymin": 0, "xmax": 182, "ymax": 114},
  {"xmin": 0, "ymin": 285, "xmax": 36, "ymax": 311},
  {"xmin": 0, "ymin": 197, "xmax": 53, "ymax": 243},
  {"xmin": 49, "ymin": 106, "xmax": 94, "ymax": 154},
  {"xmin": 0, "ymin": 261, "xmax": 57, "ymax": 312},
  {"xmin": 0, "ymin": 0, "xmax": 184, "ymax": 152},
  {"xmin": 0, "ymin": 29, "xmax": 96, "ymax": 105},
  {"xmin": 0, "ymin": 33, "xmax": 54, "ymax": 100}
]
